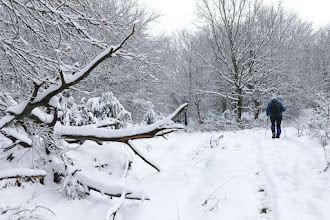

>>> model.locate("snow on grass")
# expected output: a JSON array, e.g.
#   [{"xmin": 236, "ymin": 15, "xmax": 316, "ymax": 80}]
[
  {"xmin": 1, "ymin": 127, "xmax": 330, "ymax": 219},
  {"xmin": 123, "ymin": 131, "xmax": 261, "ymax": 220},
  {"xmin": 122, "ymin": 129, "xmax": 330, "ymax": 220},
  {"xmin": 257, "ymin": 128, "xmax": 330, "ymax": 219},
  {"xmin": 65, "ymin": 141, "xmax": 130, "ymax": 181}
]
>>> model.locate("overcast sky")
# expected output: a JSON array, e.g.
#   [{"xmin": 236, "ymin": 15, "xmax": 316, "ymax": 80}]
[{"xmin": 141, "ymin": 0, "xmax": 330, "ymax": 34}]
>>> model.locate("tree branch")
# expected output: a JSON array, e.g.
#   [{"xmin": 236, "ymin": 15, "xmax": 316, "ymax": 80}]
[
  {"xmin": 57, "ymin": 103, "xmax": 188, "ymax": 142},
  {"xmin": 0, "ymin": 25, "xmax": 136, "ymax": 130},
  {"xmin": 126, "ymin": 140, "xmax": 160, "ymax": 172},
  {"xmin": 0, "ymin": 169, "xmax": 46, "ymax": 183},
  {"xmin": 0, "ymin": 128, "xmax": 32, "ymax": 149},
  {"xmin": 105, "ymin": 190, "xmax": 128, "ymax": 220},
  {"xmin": 74, "ymin": 171, "xmax": 149, "ymax": 201}
]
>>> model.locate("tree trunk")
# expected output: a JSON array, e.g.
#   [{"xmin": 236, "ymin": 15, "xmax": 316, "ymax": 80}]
[
  {"xmin": 194, "ymin": 100, "xmax": 202, "ymax": 123},
  {"xmin": 237, "ymin": 88, "xmax": 243, "ymax": 120},
  {"xmin": 253, "ymin": 99, "xmax": 260, "ymax": 119}
]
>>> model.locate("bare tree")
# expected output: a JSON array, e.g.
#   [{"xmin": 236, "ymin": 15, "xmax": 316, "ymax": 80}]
[
  {"xmin": 313, "ymin": 26, "xmax": 330, "ymax": 94},
  {"xmin": 193, "ymin": 0, "xmax": 300, "ymax": 119}
]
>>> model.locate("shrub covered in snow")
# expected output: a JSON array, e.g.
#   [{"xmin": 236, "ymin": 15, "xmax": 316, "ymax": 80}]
[
  {"xmin": 59, "ymin": 92, "xmax": 132, "ymax": 128},
  {"xmin": 189, "ymin": 109, "xmax": 265, "ymax": 132},
  {"xmin": 141, "ymin": 102, "xmax": 163, "ymax": 125},
  {"xmin": 308, "ymin": 93, "xmax": 330, "ymax": 170}
]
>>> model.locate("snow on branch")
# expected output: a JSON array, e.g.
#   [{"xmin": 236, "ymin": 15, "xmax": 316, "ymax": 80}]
[
  {"xmin": 0, "ymin": 128, "xmax": 32, "ymax": 149},
  {"xmin": 0, "ymin": 115, "xmax": 15, "ymax": 132},
  {"xmin": 0, "ymin": 25, "xmax": 136, "ymax": 130},
  {"xmin": 56, "ymin": 103, "xmax": 188, "ymax": 142},
  {"xmin": 0, "ymin": 168, "xmax": 46, "ymax": 182},
  {"xmin": 30, "ymin": 108, "xmax": 56, "ymax": 125},
  {"xmin": 74, "ymin": 172, "xmax": 149, "ymax": 201},
  {"xmin": 196, "ymin": 89, "xmax": 239, "ymax": 101},
  {"xmin": 105, "ymin": 190, "xmax": 128, "ymax": 220}
]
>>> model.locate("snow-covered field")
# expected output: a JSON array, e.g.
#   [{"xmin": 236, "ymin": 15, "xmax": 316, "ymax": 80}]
[{"xmin": 1, "ymin": 127, "xmax": 330, "ymax": 220}]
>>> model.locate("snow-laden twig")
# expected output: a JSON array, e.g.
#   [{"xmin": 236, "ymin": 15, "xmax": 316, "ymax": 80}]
[
  {"xmin": 196, "ymin": 89, "xmax": 239, "ymax": 101},
  {"xmin": 13, "ymin": 205, "xmax": 56, "ymax": 217},
  {"xmin": 201, "ymin": 176, "xmax": 241, "ymax": 206},
  {"xmin": 121, "ymin": 158, "xmax": 130, "ymax": 179},
  {"xmin": 126, "ymin": 140, "xmax": 161, "ymax": 172},
  {"xmin": 105, "ymin": 190, "xmax": 129, "ymax": 220}
]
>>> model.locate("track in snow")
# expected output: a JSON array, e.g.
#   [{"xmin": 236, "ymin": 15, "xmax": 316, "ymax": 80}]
[
  {"xmin": 256, "ymin": 128, "xmax": 330, "ymax": 220},
  {"xmin": 128, "ymin": 128, "xmax": 330, "ymax": 220}
]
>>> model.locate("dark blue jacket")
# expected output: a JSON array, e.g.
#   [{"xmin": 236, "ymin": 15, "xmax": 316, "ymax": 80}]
[{"xmin": 266, "ymin": 99, "xmax": 285, "ymax": 116}]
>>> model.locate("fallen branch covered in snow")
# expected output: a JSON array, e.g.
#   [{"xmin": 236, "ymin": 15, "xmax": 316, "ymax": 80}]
[
  {"xmin": 74, "ymin": 171, "xmax": 149, "ymax": 201},
  {"xmin": 56, "ymin": 103, "xmax": 187, "ymax": 172},
  {"xmin": 56, "ymin": 103, "xmax": 188, "ymax": 142},
  {"xmin": 0, "ymin": 168, "xmax": 46, "ymax": 184}
]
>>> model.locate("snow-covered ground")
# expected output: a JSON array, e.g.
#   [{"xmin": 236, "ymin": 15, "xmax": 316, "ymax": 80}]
[{"xmin": 1, "ymin": 127, "xmax": 330, "ymax": 220}]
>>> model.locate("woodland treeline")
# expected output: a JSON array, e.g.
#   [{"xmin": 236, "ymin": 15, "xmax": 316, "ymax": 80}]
[{"xmin": 1, "ymin": 0, "xmax": 329, "ymax": 124}]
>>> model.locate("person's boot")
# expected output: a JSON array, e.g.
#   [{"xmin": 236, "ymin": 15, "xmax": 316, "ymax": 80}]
[
  {"xmin": 276, "ymin": 129, "xmax": 281, "ymax": 139},
  {"xmin": 272, "ymin": 127, "xmax": 276, "ymax": 138}
]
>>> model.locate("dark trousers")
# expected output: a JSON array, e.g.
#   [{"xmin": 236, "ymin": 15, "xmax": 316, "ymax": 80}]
[{"xmin": 270, "ymin": 115, "xmax": 282, "ymax": 134}]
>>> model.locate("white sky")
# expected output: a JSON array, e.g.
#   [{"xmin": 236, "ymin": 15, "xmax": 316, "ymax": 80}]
[
  {"xmin": 141, "ymin": 0, "xmax": 195, "ymax": 34},
  {"xmin": 265, "ymin": 0, "xmax": 330, "ymax": 27},
  {"xmin": 141, "ymin": 0, "xmax": 330, "ymax": 34}
]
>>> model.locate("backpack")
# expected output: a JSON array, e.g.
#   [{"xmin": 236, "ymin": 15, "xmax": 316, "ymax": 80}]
[{"xmin": 269, "ymin": 101, "xmax": 281, "ymax": 115}]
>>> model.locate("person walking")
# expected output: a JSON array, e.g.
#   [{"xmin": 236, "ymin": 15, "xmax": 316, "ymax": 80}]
[{"xmin": 266, "ymin": 96, "xmax": 286, "ymax": 138}]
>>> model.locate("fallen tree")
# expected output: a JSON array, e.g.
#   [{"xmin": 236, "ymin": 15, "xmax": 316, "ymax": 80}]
[
  {"xmin": 56, "ymin": 103, "xmax": 188, "ymax": 172},
  {"xmin": 0, "ymin": 21, "xmax": 187, "ymax": 202},
  {"xmin": 0, "ymin": 0, "xmax": 187, "ymax": 212}
]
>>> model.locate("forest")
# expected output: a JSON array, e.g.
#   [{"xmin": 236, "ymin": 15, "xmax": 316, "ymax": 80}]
[{"xmin": 0, "ymin": 0, "xmax": 329, "ymax": 219}]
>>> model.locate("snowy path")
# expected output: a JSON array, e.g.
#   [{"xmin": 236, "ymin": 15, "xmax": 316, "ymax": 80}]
[
  {"xmin": 126, "ymin": 128, "xmax": 330, "ymax": 220},
  {"xmin": 1, "ymin": 127, "xmax": 330, "ymax": 220},
  {"xmin": 257, "ymin": 129, "xmax": 330, "ymax": 220}
]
